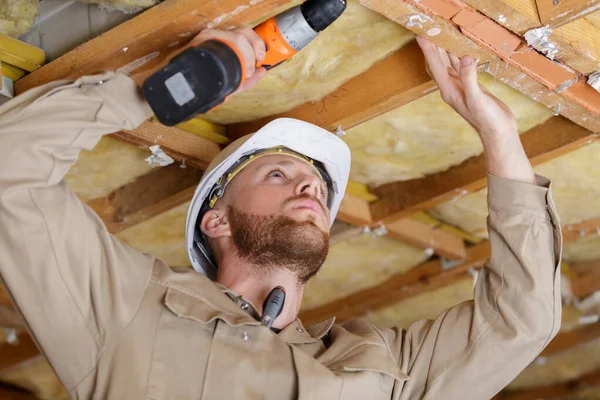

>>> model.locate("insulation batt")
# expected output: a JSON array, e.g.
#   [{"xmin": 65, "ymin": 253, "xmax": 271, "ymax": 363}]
[
  {"xmin": 0, "ymin": 0, "xmax": 38, "ymax": 37},
  {"xmin": 204, "ymin": 0, "xmax": 414, "ymax": 124}
]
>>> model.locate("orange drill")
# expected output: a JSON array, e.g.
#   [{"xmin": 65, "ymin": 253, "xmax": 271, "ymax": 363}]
[{"xmin": 143, "ymin": 0, "xmax": 346, "ymax": 126}]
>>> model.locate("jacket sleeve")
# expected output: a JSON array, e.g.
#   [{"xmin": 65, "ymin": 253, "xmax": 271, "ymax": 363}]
[
  {"xmin": 0, "ymin": 72, "xmax": 156, "ymax": 390},
  {"xmin": 380, "ymin": 174, "xmax": 562, "ymax": 400}
]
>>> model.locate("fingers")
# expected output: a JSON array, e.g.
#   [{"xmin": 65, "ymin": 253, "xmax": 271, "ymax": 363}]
[
  {"xmin": 233, "ymin": 27, "xmax": 266, "ymax": 64},
  {"xmin": 448, "ymin": 53, "xmax": 461, "ymax": 74},
  {"xmin": 191, "ymin": 28, "xmax": 266, "ymax": 81},
  {"xmin": 458, "ymin": 55, "xmax": 480, "ymax": 100},
  {"xmin": 416, "ymin": 36, "xmax": 456, "ymax": 99}
]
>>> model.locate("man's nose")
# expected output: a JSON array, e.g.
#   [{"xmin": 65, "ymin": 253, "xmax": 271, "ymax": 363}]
[{"xmin": 295, "ymin": 174, "xmax": 322, "ymax": 199}]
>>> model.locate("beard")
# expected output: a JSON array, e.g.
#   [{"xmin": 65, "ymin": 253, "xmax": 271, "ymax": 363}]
[{"xmin": 227, "ymin": 200, "xmax": 329, "ymax": 284}]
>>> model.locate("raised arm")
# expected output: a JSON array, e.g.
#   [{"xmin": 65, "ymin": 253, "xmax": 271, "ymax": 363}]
[
  {"xmin": 379, "ymin": 37, "xmax": 562, "ymax": 400},
  {"xmin": 0, "ymin": 72, "xmax": 156, "ymax": 389}
]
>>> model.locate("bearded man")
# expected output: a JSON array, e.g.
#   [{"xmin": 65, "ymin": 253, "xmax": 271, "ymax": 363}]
[{"xmin": 0, "ymin": 27, "xmax": 561, "ymax": 400}]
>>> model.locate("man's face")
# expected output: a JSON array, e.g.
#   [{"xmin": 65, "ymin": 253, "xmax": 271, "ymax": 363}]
[{"xmin": 217, "ymin": 154, "xmax": 331, "ymax": 283}]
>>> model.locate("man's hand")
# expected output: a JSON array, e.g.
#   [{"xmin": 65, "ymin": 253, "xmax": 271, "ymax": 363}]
[
  {"xmin": 416, "ymin": 36, "xmax": 536, "ymax": 184},
  {"xmin": 191, "ymin": 28, "xmax": 268, "ymax": 92}
]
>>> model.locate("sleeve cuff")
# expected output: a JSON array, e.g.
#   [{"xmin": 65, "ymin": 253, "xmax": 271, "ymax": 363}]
[{"xmin": 487, "ymin": 173, "xmax": 552, "ymax": 219}]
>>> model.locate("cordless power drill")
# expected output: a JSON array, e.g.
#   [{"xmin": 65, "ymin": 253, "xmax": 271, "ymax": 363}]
[{"xmin": 143, "ymin": 0, "xmax": 347, "ymax": 126}]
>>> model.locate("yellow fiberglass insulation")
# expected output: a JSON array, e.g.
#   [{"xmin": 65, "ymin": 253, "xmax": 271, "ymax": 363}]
[
  {"xmin": 116, "ymin": 201, "xmax": 191, "ymax": 266},
  {"xmin": 301, "ymin": 233, "xmax": 427, "ymax": 310},
  {"xmin": 432, "ymin": 141, "xmax": 600, "ymax": 243},
  {"xmin": 66, "ymin": 136, "xmax": 154, "ymax": 202},
  {"xmin": 204, "ymin": 0, "xmax": 414, "ymax": 124},
  {"xmin": 344, "ymin": 73, "xmax": 553, "ymax": 186},
  {"xmin": 0, "ymin": 0, "xmax": 38, "ymax": 37}
]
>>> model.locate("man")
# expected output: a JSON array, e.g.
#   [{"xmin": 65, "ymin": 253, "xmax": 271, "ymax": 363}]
[{"xmin": 0, "ymin": 27, "xmax": 561, "ymax": 400}]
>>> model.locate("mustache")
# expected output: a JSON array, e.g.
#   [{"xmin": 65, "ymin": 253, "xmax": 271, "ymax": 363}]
[{"xmin": 283, "ymin": 194, "xmax": 327, "ymax": 217}]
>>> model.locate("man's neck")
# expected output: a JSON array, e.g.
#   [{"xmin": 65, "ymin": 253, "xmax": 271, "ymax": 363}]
[{"xmin": 216, "ymin": 259, "xmax": 304, "ymax": 329}]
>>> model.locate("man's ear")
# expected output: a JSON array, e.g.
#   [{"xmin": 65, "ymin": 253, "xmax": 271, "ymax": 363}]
[{"xmin": 200, "ymin": 209, "xmax": 231, "ymax": 239}]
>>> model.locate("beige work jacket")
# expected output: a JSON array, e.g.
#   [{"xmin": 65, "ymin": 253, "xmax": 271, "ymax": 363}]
[{"xmin": 0, "ymin": 72, "xmax": 562, "ymax": 400}]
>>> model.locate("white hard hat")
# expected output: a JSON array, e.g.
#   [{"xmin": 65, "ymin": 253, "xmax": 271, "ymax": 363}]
[{"xmin": 185, "ymin": 118, "xmax": 351, "ymax": 279}]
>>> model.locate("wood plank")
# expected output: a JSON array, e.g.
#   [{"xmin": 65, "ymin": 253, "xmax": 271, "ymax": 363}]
[
  {"xmin": 359, "ymin": 0, "xmax": 600, "ymax": 133},
  {"xmin": 86, "ymin": 163, "xmax": 201, "ymax": 234},
  {"xmin": 569, "ymin": 259, "xmax": 600, "ymax": 299},
  {"xmin": 0, "ymin": 306, "xmax": 25, "ymax": 329},
  {"xmin": 465, "ymin": 0, "xmax": 600, "ymax": 74},
  {"xmin": 336, "ymin": 194, "xmax": 373, "ymax": 226},
  {"xmin": 541, "ymin": 322, "xmax": 600, "ymax": 357},
  {"xmin": 535, "ymin": 0, "xmax": 600, "ymax": 27},
  {"xmin": 385, "ymin": 218, "xmax": 467, "ymax": 260},
  {"xmin": 0, "ymin": 384, "xmax": 38, "ymax": 400},
  {"xmin": 300, "ymin": 215, "xmax": 597, "ymax": 325},
  {"xmin": 112, "ymin": 118, "xmax": 222, "ymax": 171},
  {"xmin": 369, "ymin": 117, "xmax": 598, "ymax": 224},
  {"xmin": 462, "ymin": 0, "xmax": 541, "ymax": 34},
  {"xmin": 493, "ymin": 368, "xmax": 600, "ymax": 400},
  {"xmin": 563, "ymin": 217, "xmax": 600, "ymax": 243},
  {"xmin": 228, "ymin": 40, "xmax": 436, "ymax": 139},
  {"xmin": 0, "ymin": 331, "xmax": 39, "ymax": 372}
]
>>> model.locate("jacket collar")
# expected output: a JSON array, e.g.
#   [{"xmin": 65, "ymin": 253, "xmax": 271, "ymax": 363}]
[{"xmin": 163, "ymin": 271, "xmax": 335, "ymax": 344}]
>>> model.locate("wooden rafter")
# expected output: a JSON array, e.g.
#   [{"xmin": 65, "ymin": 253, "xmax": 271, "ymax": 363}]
[
  {"xmin": 228, "ymin": 40, "xmax": 436, "ymax": 139},
  {"xmin": 359, "ymin": 0, "xmax": 600, "ymax": 133},
  {"xmin": 86, "ymin": 163, "xmax": 201, "ymax": 234},
  {"xmin": 0, "ymin": 331, "xmax": 39, "ymax": 372},
  {"xmin": 463, "ymin": 0, "xmax": 600, "ymax": 75},
  {"xmin": 370, "ymin": 116, "xmax": 598, "ymax": 224},
  {"xmin": 0, "ymin": 384, "xmax": 38, "ymax": 400},
  {"xmin": 563, "ymin": 217, "xmax": 600, "ymax": 244},
  {"xmin": 299, "ymin": 216, "xmax": 598, "ymax": 326},
  {"xmin": 569, "ymin": 259, "xmax": 600, "ymax": 299},
  {"xmin": 540, "ymin": 322, "xmax": 600, "ymax": 357},
  {"xmin": 494, "ymin": 368, "xmax": 600, "ymax": 400},
  {"xmin": 535, "ymin": 0, "xmax": 600, "ymax": 27}
]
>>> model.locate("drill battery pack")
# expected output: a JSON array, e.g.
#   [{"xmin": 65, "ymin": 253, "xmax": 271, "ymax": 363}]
[{"xmin": 143, "ymin": 40, "xmax": 244, "ymax": 126}]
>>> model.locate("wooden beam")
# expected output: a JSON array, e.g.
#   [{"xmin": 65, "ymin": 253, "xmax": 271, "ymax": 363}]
[
  {"xmin": 385, "ymin": 218, "xmax": 467, "ymax": 260},
  {"xmin": 86, "ymin": 163, "xmax": 201, "ymax": 234},
  {"xmin": 540, "ymin": 322, "xmax": 600, "ymax": 357},
  {"xmin": 0, "ymin": 306, "xmax": 25, "ymax": 329},
  {"xmin": 464, "ymin": 0, "xmax": 600, "ymax": 74},
  {"xmin": 0, "ymin": 331, "xmax": 39, "ymax": 372},
  {"xmin": 369, "ymin": 116, "xmax": 598, "ymax": 224},
  {"xmin": 360, "ymin": 0, "xmax": 600, "ymax": 133},
  {"xmin": 14, "ymin": 0, "xmax": 294, "ymax": 169},
  {"xmin": 228, "ymin": 40, "xmax": 436, "ymax": 139},
  {"xmin": 563, "ymin": 217, "xmax": 600, "ymax": 244},
  {"xmin": 535, "ymin": 0, "xmax": 600, "ymax": 27},
  {"xmin": 569, "ymin": 259, "xmax": 600, "ymax": 299},
  {"xmin": 493, "ymin": 368, "xmax": 600, "ymax": 400},
  {"xmin": 112, "ymin": 118, "xmax": 222, "ymax": 171},
  {"xmin": 0, "ymin": 384, "xmax": 38, "ymax": 400},
  {"xmin": 336, "ymin": 194, "xmax": 373, "ymax": 226},
  {"xmin": 300, "ymin": 215, "xmax": 598, "ymax": 325}
]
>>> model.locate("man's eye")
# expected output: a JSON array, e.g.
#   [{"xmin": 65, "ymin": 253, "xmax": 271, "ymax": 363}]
[{"xmin": 267, "ymin": 169, "xmax": 286, "ymax": 179}]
